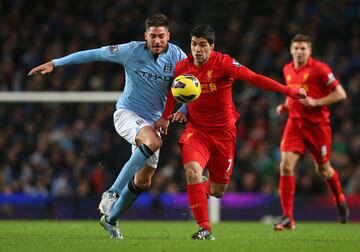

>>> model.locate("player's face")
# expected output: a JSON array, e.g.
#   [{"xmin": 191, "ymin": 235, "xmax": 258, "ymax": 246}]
[
  {"xmin": 145, "ymin": 26, "xmax": 170, "ymax": 55},
  {"xmin": 290, "ymin": 42, "xmax": 312, "ymax": 67},
  {"xmin": 191, "ymin": 37, "xmax": 214, "ymax": 66}
]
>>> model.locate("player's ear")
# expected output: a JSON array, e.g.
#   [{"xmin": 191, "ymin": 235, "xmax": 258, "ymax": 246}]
[
  {"xmin": 144, "ymin": 32, "xmax": 148, "ymax": 41},
  {"xmin": 167, "ymin": 31, "xmax": 171, "ymax": 40}
]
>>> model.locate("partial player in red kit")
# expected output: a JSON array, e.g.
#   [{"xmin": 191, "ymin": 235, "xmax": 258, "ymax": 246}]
[
  {"xmin": 155, "ymin": 24, "xmax": 306, "ymax": 240},
  {"xmin": 274, "ymin": 34, "xmax": 349, "ymax": 231}
]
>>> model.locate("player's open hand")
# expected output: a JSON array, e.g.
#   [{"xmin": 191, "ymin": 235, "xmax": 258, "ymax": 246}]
[
  {"xmin": 155, "ymin": 117, "xmax": 170, "ymax": 135},
  {"xmin": 170, "ymin": 112, "xmax": 187, "ymax": 123},
  {"xmin": 28, "ymin": 61, "xmax": 55, "ymax": 76},
  {"xmin": 289, "ymin": 87, "xmax": 307, "ymax": 99}
]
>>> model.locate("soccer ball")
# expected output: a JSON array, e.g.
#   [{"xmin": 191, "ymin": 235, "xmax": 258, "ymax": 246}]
[{"xmin": 171, "ymin": 74, "xmax": 201, "ymax": 103}]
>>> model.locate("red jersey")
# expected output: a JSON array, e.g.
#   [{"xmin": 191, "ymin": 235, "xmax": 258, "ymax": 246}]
[
  {"xmin": 162, "ymin": 51, "xmax": 295, "ymax": 129},
  {"xmin": 283, "ymin": 57, "xmax": 339, "ymax": 122},
  {"xmin": 174, "ymin": 51, "xmax": 241, "ymax": 130}
]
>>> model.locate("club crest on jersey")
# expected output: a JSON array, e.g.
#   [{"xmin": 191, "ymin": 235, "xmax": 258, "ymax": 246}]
[
  {"xmin": 287, "ymin": 75, "xmax": 291, "ymax": 81},
  {"xmin": 232, "ymin": 59, "xmax": 241, "ymax": 67},
  {"xmin": 163, "ymin": 63, "xmax": 172, "ymax": 73},
  {"xmin": 303, "ymin": 73, "xmax": 309, "ymax": 82},
  {"xmin": 109, "ymin": 45, "xmax": 119, "ymax": 54}
]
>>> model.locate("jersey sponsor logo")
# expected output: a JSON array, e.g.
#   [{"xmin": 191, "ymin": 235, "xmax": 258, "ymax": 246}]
[
  {"xmin": 163, "ymin": 63, "xmax": 172, "ymax": 73},
  {"xmin": 135, "ymin": 70, "xmax": 172, "ymax": 82},
  {"xmin": 201, "ymin": 83, "xmax": 217, "ymax": 93},
  {"xmin": 109, "ymin": 45, "xmax": 119, "ymax": 54},
  {"xmin": 288, "ymin": 83, "xmax": 309, "ymax": 92},
  {"xmin": 287, "ymin": 75, "xmax": 291, "ymax": 81},
  {"xmin": 232, "ymin": 59, "xmax": 241, "ymax": 67}
]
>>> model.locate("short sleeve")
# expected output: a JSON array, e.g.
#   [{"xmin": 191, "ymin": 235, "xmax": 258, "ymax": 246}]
[{"xmin": 318, "ymin": 64, "xmax": 339, "ymax": 91}]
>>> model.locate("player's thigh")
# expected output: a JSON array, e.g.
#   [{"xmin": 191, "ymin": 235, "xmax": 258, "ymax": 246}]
[
  {"xmin": 303, "ymin": 121, "xmax": 332, "ymax": 164},
  {"xmin": 207, "ymin": 130, "xmax": 236, "ymax": 185},
  {"xmin": 280, "ymin": 119, "xmax": 305, "ymax": 154},
  {"xmin": 179, "ymin": 127, "xmax": 211, "ymax": 169},
  {"xmin": 113, "ymin": 109, "xmax": 160, "ymax": 168},
  {"xmin": 136, "ymin": 125, "xmax": 162, "ymax": 149},
  {"xmin": 113, "ymin": 108, "xmax": 153, "ymax": 146}
]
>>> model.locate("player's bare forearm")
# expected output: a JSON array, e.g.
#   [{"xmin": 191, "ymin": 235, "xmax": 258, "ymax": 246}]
[
  {"xmin": 28, "ymin": 61, "xmax": 54, "ymax": 76},
  {"xmin": 316, "ymin": 85, "xmax": 346, "ymax": 106},
  {"xmin": 302, "ymin": 86, "xmax": 346, "ymax": 107}
]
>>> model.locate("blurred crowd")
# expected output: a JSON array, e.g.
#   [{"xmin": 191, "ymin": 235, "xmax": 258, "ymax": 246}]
[{"xmin": 1, "ymin": 0, "xmax": 360, "ymax": 200}]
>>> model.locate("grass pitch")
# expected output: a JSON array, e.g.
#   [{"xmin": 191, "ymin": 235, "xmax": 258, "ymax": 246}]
[{"xmin": 0, "ymin": 220, "xmax": 359, "ymax": 252}]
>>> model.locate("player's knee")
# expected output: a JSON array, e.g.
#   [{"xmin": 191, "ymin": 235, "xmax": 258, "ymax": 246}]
[
  {"xmin": 185, "ymin": 167, "xmax": 201, "ymax": 183},
  {"xmin": 142, "ymin": 137, "xmax": 162, "ymax": 152},
  {"xmin": 280, "ymin": 159, "xmax": 295, "ymax": 175},
  {"xmin": 212, "ymin": 190, "xmax": 225, "ymax": 198},
  {"xmin": 315, "ymin": 164, "xmax": 332, "ymax": 178}
]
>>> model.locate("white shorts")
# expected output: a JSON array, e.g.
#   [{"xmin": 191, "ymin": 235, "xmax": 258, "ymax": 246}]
[{"xmin": 113, "ymin": 108, "xmax": 159, "ymax": 168}]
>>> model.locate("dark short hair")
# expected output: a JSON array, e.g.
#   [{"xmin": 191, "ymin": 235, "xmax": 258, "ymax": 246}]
[
  {"xmin": 291, "ymin": 34, "xmax": 312, "ymax": 46},
  {"xmin": 145, "ymin": 13, "xmax": 169, "ymax": 31},
  {"xmin": 190, "ymin": 24, "xmax": 215, "ymax": 45}
]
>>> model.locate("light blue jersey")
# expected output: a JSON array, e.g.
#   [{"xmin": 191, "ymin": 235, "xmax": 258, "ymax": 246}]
[{"xmin": 53, "ymin": 41, "xmax": 186, "ymax": 123}]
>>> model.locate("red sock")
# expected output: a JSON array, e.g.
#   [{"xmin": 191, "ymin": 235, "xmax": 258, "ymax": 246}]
[
  {"xmin": 279, "ymin": 176, "xmax": 295, "ymax": 219},
  {"xmin": 326, "ymin": 171, "xmax": 345, "ymax": 205},
  {"xmin": 187, "ymin": 183, "xmax": 211, "ymax": 231},
  {"xmin": 202, "ymin": 180, "xmax": 211, "ymax": 196}
]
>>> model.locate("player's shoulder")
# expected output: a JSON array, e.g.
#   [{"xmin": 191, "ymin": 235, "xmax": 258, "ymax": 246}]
[
  {"xmin": 167, "ymin": 42, "xmax": 183, "ymax": 52},
  {"xmin": 283, "ymin": 61, "xmax": 293, "ymax": 71},
  {"xmin": 311, "ymin": 57, "xmax": 332, "ymax": 71},
  {"xmin": 126, "ymin": 41, "xmax": 146, "ymax": 51}
]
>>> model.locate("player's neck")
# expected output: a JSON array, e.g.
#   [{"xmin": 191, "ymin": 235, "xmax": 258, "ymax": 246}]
[{"xmin": 294, "ymin": 61, "xmax": 307, "ymax": 69}]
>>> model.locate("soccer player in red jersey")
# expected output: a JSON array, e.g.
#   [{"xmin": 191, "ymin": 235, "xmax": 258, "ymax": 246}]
[
  {"xmin": 155, "ymin": 24, "xmax": 306, "ymax": 240},
  {"xmin": 273, "ymin": 34, "xmax": 349, "ymax": 231}
]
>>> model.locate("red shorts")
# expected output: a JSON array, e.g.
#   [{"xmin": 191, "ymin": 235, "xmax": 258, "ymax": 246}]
[
  {"xmin": 280, "ymin": 118, "xmax": 332, "ymax": 164},
  {"xmin": 179, "ymin": 125, "xmax": 236, "ymax": 184}
]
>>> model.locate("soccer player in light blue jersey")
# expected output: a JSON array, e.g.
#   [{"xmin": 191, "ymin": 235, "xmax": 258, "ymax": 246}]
[{"xmin": 28, "ymin": 13, "xmax": 186, "ymax": 239}]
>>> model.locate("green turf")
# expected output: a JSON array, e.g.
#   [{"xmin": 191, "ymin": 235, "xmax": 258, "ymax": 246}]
[{"xmin": 0, "ymin": 220, "xmax": 359, "ymax": 252}]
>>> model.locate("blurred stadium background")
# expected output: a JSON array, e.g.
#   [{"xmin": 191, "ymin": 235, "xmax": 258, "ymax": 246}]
[{"xmin": 0, "ymin": 0, "xmax": 359, "ymax": 221}]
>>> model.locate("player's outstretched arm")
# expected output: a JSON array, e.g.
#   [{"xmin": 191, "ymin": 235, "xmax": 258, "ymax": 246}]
[
  {"xmin": 233, "ymin": 65, "xmax": 307, "ymax": 99},
  {"xmin": 28, "ymin": 49, "xmax": 103, "ymax": 76},
  {"xmin": 28, "ymin": 61, "xmax": 54, "ymax": 76}
]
